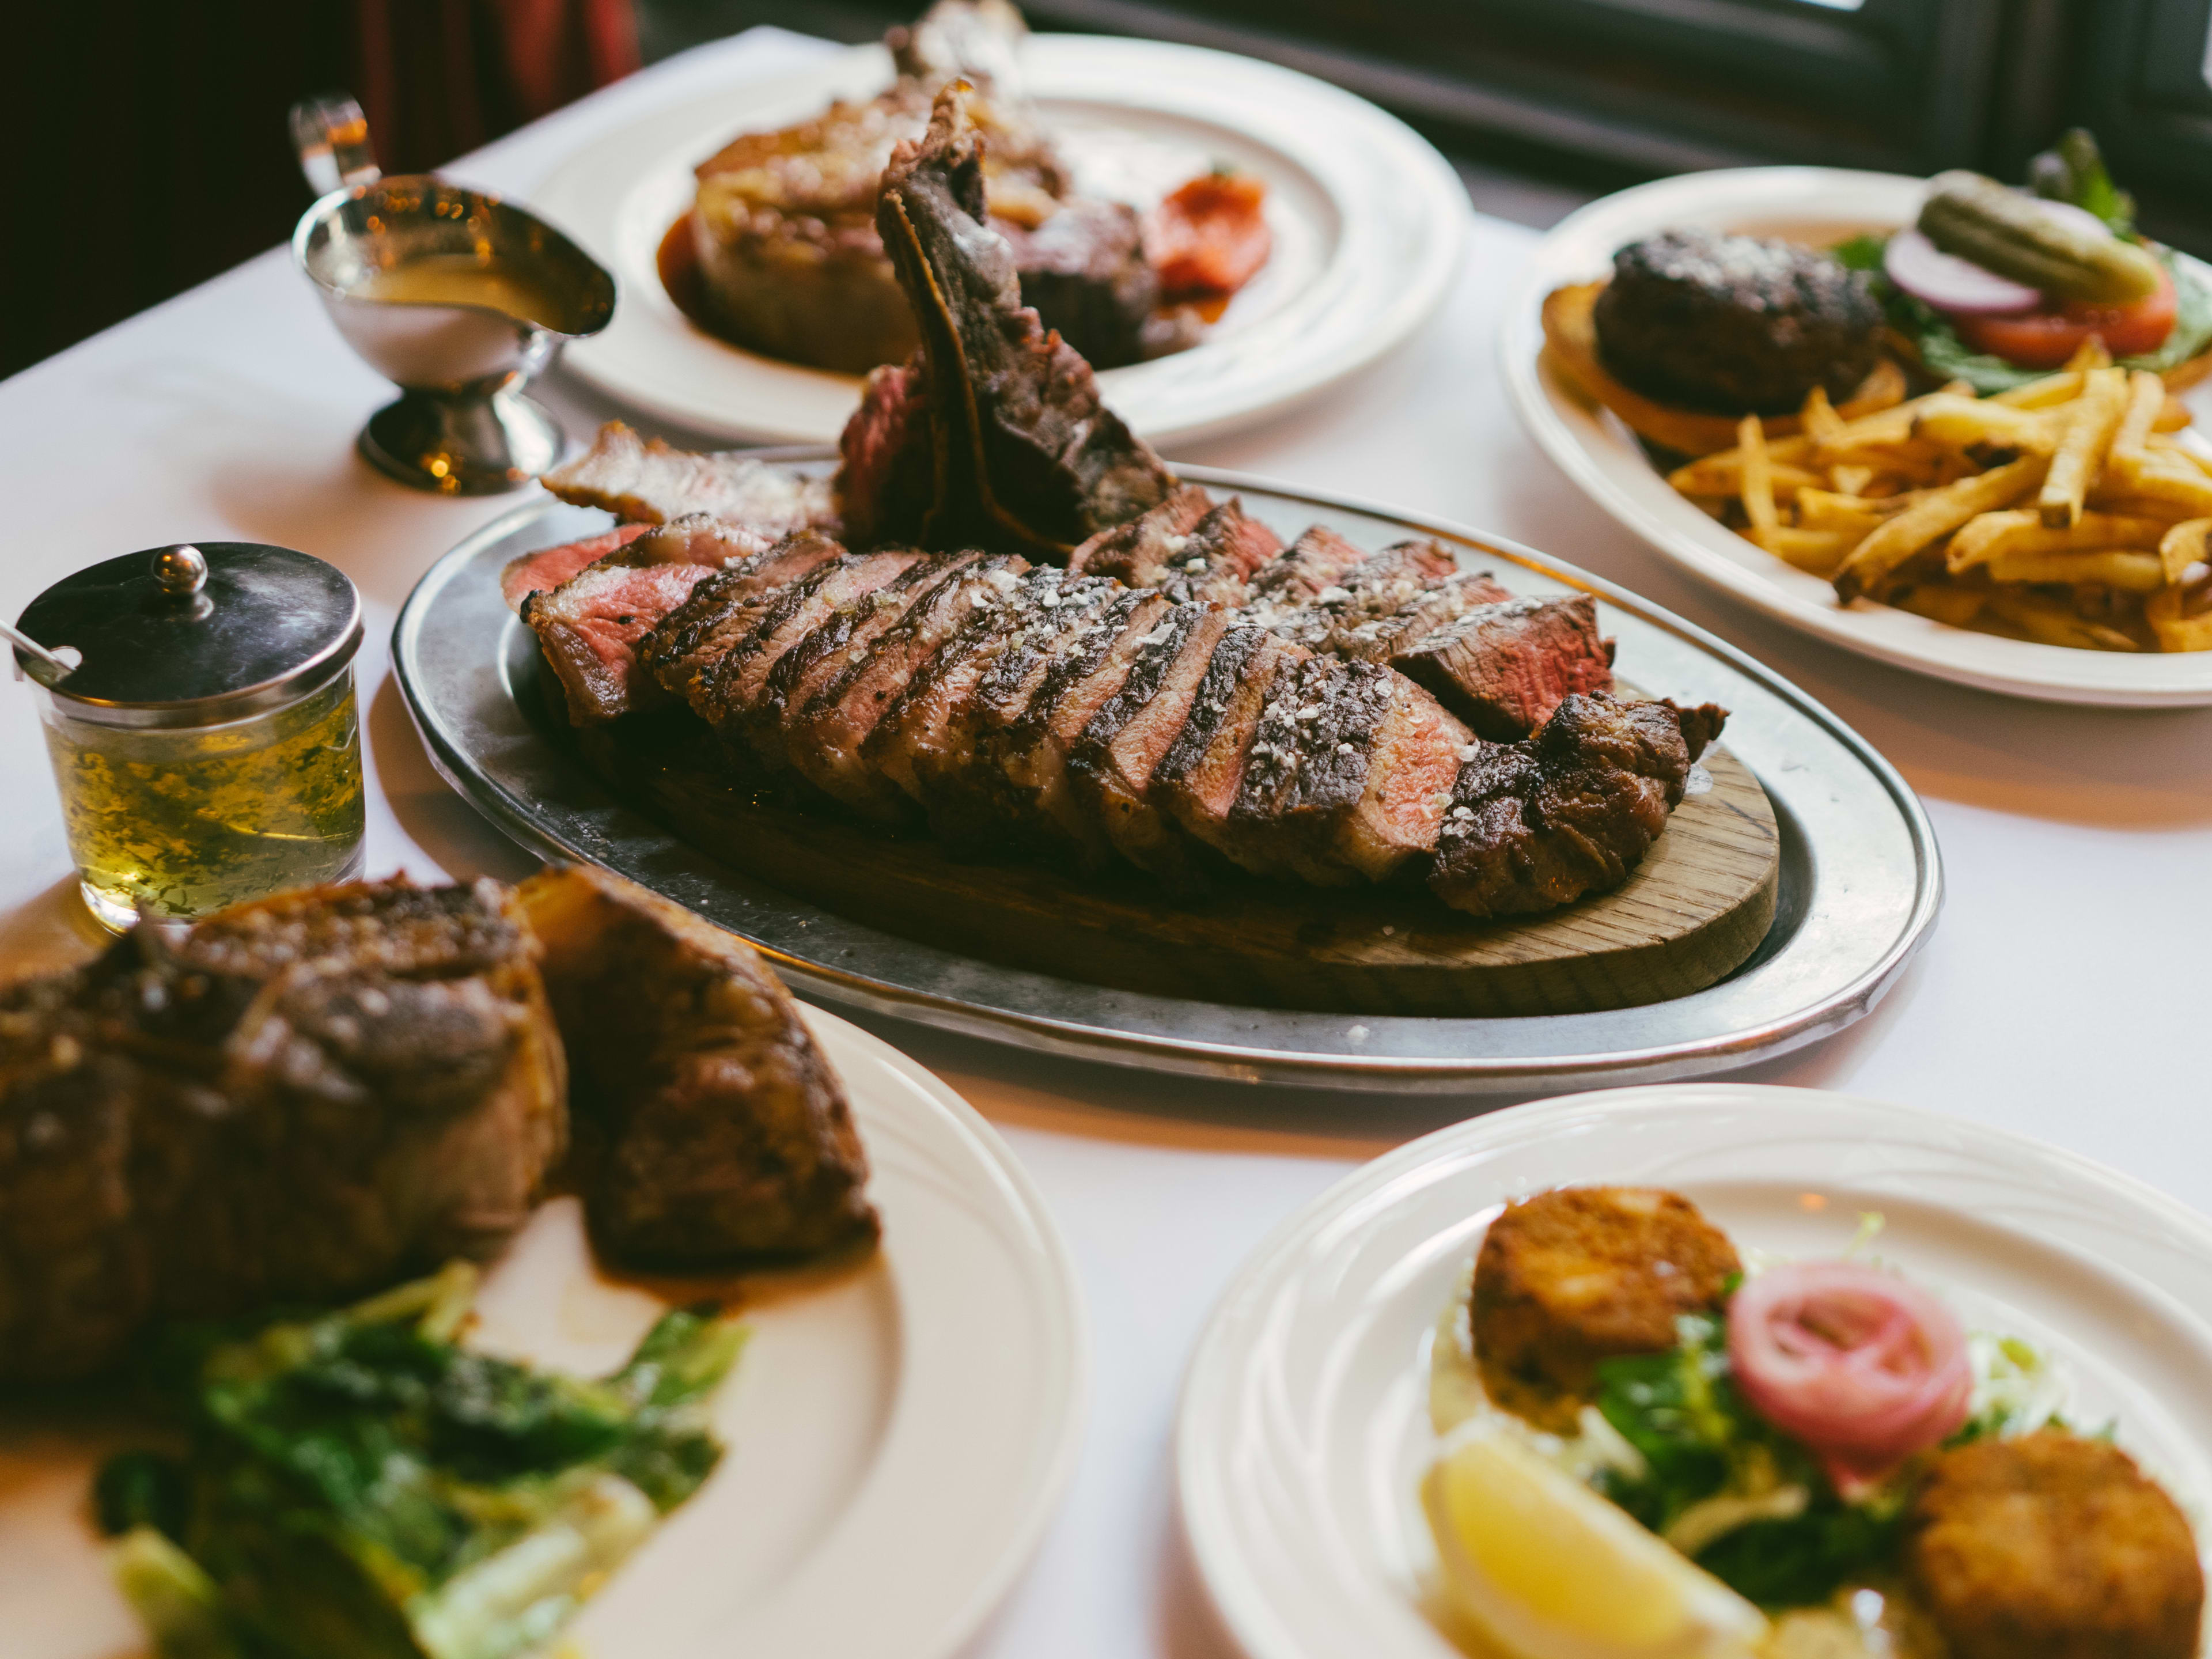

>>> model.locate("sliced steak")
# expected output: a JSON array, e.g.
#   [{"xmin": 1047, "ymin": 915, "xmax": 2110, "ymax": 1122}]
[
  {"xmin": 1241, "ymin": 525, "xmax": 1370, "ymax": 618},
  {"xmin": 1065, "ymin": 600, "xmax": 1234, "ymax": 879},
  {"xmin": 544, "ymin": 421, "xmax": 840, "ymax": 529},
  {"xmin": 839, "ymin": 354, "xmax": 937, "ymax": 549},
  {"xmin": 864, "ymin": 566, "xmax": 1112, "ymax": 824},
  {"xmin": 785, "ymin": 554, "xmax": 1028, "ymax": 815},
  {"xmin": 741, "ymin": 552, "xmax": 971, "ymax": 770},
  {"xmin": 1229, "ymin": 657, "xmax": 1472, "ymax": 885},
  {"xmin": 1267, "ymin": 541, "xmax": 1510, "ymax": 660},
  {"xmin": 1151, "ymin": 624, "xmax": 1312, "ymax": 862},
  {"xmin": 1391, "ymin": 594, "xmax": 1618, "ymax": 740},
  {"xmin": 631, "ymin": 531, "xmax": 851, "ymax": 713},
  {"xmin": 994, "ymin": 588, "xmax": 1177, "ymax": 857},
  {"xmin": 1429, "ymin": 694, "xmax": 1727, "ymax": 918},
  {"xmin": 1068, "ymin": 486, "xmax": 1214, "ymax": 581},
  {"xmin": 874, "ymin": 84, "xmax": 1175, "ymax": 555},
  {"xmin": 501, "ymin": 524, "xmax": 652, "ymax": 612},
  {"xmin": 523, "ymin": 524, "xmax": 845, "ymax": 726}
]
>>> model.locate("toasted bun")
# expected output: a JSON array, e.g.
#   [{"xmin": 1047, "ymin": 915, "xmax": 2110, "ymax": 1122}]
[{"xmin": 1540, "ymin": 281, "xmax": 1907, "ymax": 459}]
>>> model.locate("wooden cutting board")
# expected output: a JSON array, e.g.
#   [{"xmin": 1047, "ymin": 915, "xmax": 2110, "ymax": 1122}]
[{"xmin": 576, "ymin": 710, "xmax": 1781, "ymax": 1018}]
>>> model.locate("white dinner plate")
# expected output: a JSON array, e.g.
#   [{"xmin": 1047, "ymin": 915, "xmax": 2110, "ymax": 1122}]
[
  {"xmin": 1500, "ymin": 166, "xmax": 2212, "ymax": 707},
  {"xmin": 2, "ymin": 1004, "xmax": 1087, "ymax": 1659},
  {"xmin": 1177, "ymin": 1082, "xmax": 2212, "ymax": 1659},
  {"xmin": 534, "ymin": 34, "xmax": 1468, "ymax": 446}
]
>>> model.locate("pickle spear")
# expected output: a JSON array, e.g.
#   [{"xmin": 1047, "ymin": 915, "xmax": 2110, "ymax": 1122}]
[{"xmin": 1919, "ymin": 171, "xmax": 2161, "ymax": 305}]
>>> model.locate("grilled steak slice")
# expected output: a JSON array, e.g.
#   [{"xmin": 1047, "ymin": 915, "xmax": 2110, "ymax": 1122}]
[
  {"xmin": 650, "ymin": 545, "xmax": 926, "ymax": 739},
  {"xmin": 788, "ymin": 554, "xmax": 1029, "ymax": 817},
  {"xmin": 1229, "ymin": 656, "xmax": 1472, "ymax": 885},
  {"xmin": 1391, "ymin": 594, "xmax": 1618, "ymax": 740},
  {"xmin": 995, "ymin": 586, "xmax": 1177, "ymax": 856},
  {"xmin": 739, "ymin": 551, "xmax": 968, "ymax": 770},
  {"xmin": 1429, "ymin": 694, "xmax": 1727, "ymax": 918},
  {"xmin": 863, "ymin": 565, "xmax": 1110, "ymax": 820},
  {"xmin": 841, "ymin": 354, "xmax": 937, "ymax": 549},
  {"xmin": 874, "ymin": 84, "xmax": 1175, "ymax": 556},
  {"xmin": 544, "ymin": 421, "xmax": 841, "ymax": 530},
  {"xmin": 1242, "ymin": 525, "xmax": 1370, "ymax": 616},
  {"xmin": 519, "ymin": 866, "xmax": 877, "ymax": 1265},
  {"xmin": 1267, "ymin": 542, "xmax": 1510, "ymax": 658},
  {"xmin": 536, "ymin": 527, "xmax": 848, "ymax": 727},
  {"xmin": 1151, "ymin": 623, "xmax": 1312, "ymax": 860},
  {"xmin": 1065, "ymin": 600, "xmax": 1233, "ymax": 879},
  {"xmin": 0, "ymin": 879, "xmax": 565, "ymax": 1381},
  {"xmin": 1068, "ymin": 485, "xmax": 1213, "ymax": 581},
  {"xmin": 501, "ymin": 524, "xmax": 653, "ymax": 612}
]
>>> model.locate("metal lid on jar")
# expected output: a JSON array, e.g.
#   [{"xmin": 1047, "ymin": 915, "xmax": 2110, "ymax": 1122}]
[{"xmin": 13, "ymin": 543, "xmax": 363, "ymax": 729}]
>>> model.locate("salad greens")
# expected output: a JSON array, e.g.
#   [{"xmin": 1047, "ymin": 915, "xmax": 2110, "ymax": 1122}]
[
  {"xmin": 96, "ymin": 1263, "xmax": 746, "ymax": 1659},
  {"xmin": 1836, "ymin": 130, "xmax": 2212, "ymax": 395},
  {"xmin": 1587, "ymin": 1309, "xmax": 2058, "ymax": 1612}
]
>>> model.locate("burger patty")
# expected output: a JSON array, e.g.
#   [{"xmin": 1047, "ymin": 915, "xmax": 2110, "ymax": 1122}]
[{"xmin": 1593, "ymin": 228, "xmax": 1883, "ymax": 416}]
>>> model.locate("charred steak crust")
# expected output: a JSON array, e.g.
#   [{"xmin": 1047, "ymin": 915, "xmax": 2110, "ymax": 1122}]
[
  {"xmin": 518, "ymin": 866, "xmax": 877, "ymax": 1266},
  {"xmin": 1428, "ymin": 694, "xmax": 1728, "ymax": 918},
  {"xmin": 1391, "ymin": 594, "xmax": 1618, "ymax": 740}
]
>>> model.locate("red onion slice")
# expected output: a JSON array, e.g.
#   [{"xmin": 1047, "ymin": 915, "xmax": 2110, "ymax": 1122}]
[
  {"xmin": 1728, "ymin": 1261, "xmax": 1973, "ymax": 1498},
  {"xmin": 1884, "ymin": 227, "xmax": 2043, "ymax": 316}
]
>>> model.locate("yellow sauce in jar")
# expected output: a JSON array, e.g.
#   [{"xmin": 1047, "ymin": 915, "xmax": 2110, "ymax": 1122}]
[{"xmin": 41, "ymin": 670, "xmax": 365, "ymax": 927}]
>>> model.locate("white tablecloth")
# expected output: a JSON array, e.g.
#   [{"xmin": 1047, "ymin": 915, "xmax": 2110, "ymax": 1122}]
[{"xmin": 4, "ymin": 28, "xmax": 2209, "ymax": 1658}]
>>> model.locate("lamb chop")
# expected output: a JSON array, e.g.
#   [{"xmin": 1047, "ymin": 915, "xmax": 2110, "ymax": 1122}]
[
  {"xmin": 1225, "ymin": 654, "xmax": 1472, "ymax": 885},
  {"xmin": 1389, "ymin": 594, "xmax": 1617, "ymax": 740},
  {"xmin": 0, "ymin": 879, "xmax": 566, "ymax": 1382},
  {"xmin": 874, "ymin": 82, "xmax": 1176, "ymax": 556},
  {"xmin": 524, "ymin": 525, "xmax": 849, "ymax": 726},
  {"xmin": 519, "ymin": 867, "xmax": 877, "ymax": 1265},
  {"xmin": 541, "ymin": 421, "xmax": 841, "ymax": 530},
  {"xmin": 1429, "ymin": 694, "xmax": 1727, "ymax": 917}
]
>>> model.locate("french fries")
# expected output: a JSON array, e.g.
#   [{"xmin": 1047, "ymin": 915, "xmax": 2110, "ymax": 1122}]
[{"xmin": 1664, "ymin": 368, "xmax": 2212, "ymax": 651}]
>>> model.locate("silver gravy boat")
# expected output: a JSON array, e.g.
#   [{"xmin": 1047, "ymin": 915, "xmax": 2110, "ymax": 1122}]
[{"xmin": 289, "ymin": 94, "xmax": 616, "ymax": 495}]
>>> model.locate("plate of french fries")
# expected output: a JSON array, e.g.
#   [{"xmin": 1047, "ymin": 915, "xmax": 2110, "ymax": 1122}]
[{"xmin": 1502, "ymin": 166, "xmax": 2212, "ymax": 705}]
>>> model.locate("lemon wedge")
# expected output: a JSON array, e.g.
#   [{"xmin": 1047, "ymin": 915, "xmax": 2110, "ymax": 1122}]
[{"xmin": 1423, "ymin": 1415, "xmax": 1769, "ymax": 1659}]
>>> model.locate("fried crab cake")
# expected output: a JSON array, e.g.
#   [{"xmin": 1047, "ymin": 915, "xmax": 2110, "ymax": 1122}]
[
  {"xmin": 1471, "ymin": 1185, "xmax": 1739, "ymax": 1431},
  {"xmin": 1907, "ymin": 1429, "xmax": 2204, "ymax": 1659}
]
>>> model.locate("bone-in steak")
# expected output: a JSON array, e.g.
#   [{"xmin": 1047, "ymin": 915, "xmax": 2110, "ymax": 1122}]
[{"xmin": 1429, "ymin": 694, "xmax": 1726, "ymax": 917}]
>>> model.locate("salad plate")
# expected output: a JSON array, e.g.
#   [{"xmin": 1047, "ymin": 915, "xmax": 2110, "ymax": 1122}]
[
  {"xmin": 1177, "ymin": 1082, "xmax": 2212, "ymax": 1659},
  {"xmin": 1501, "ymin": 166, "xmax": 2212, "ymax": 707},
  {"xmin": 2, "ymin": 1005, "xmax": 1088, "ymax": 1659},
  {"xmin": 532, "ymin": 34, "xmax": 1468, "ymax": 446}
]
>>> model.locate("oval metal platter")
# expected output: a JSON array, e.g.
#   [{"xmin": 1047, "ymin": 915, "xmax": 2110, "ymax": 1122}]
[{"xmin": 392, "ymin": 459, "xmax": 1941, "ymax": 1093}]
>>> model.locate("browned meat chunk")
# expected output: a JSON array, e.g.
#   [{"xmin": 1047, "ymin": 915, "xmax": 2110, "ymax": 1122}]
[
  {"xmin": 874, "ymin": 84, "xmax": 1176, "ymax": 556},
  {"xmin": 997, "ymin": 195, "xmax": 1159, "ymax": 370},
  {"xmin": 542, "ymin": 421, "xmax": 840, "ymax": 529},
  {"xmin": 1908, "ymin": 1430, "xmax": 2205, "ymax": 1659},
  {"xmin": 1428, "ymin": 694, "xmax": 1727, "ymax": 918},
  {"xmin": 1066, "ymin": 600, "xmax": 1234, "ymax": 880},
  {"xmin": 995, "ymin": 587, "xmax": 1176, "ymax": 857},
  {"xmin": 519, "ymin": 866, "xmax": 877, "ymax": 1266},
  {"xmin": 1229, "ymin": 655, "xmax": 1471, "ymax": 885},
  {"xmin": 1150, "ymin": 624, "xmax": 1310, "ymax": 861},
  {"xmin": 787, "ymin": 554, "xmax": 1029, "ymax": 816},
  {"xmin": 1241, "ymin": 525, "xmax": 1370, "ymax": 614},
  {"xmin": 1472, "ymin": 1186, "xmax": 1740, "ymax": 1431},
  {"xmin": 1069, "ymin": 486, "xmax": 1214, "ymax": 582},
  {"xmin": 1391, "ymin": 594, "xmax": 1617, "ymax": 740},
  {"xmin": 0, "ymin": 880, "xmax": 566, "ymax": 1381}
]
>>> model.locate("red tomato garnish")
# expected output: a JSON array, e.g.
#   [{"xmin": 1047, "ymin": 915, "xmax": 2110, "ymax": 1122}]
[
  {"xmin": 1952, "ymin": 260, "xmax": 2177, "ymax": 368},
  {"xmin": 1148, "ymin": 172, "xmax": 1272, "ymax": 300}
]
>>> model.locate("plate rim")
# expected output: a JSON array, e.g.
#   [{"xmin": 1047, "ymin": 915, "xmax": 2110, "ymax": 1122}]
[
  {"xmin": 1498, "ymin": 163, "xmax": 2212, "ymax": 707},
  {"xmin": 391, "ymin": 459, "xmax": 1942, "ymax": 1093},
  {"xmin": 1173, "ymin": 1080, "xmax": 2212, "ymax": 1659},
  {"xmin": 533, "ymin": 31, "xmax": 1471, "ymax": 446}
]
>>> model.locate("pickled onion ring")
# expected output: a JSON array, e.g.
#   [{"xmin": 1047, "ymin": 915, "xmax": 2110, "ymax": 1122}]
[{"xmin": 1727, "ymin": 1261, "xmax": 1972, "ymax": 1497}]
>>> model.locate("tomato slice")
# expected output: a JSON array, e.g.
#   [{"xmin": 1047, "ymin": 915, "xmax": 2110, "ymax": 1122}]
[
  {"xmin": 1952, "ymin": 262, "xmax": 2177, "ymax": 369},
  {"xmin": 1148, "ymin": 173, "xmax": 1272, "ymax": 299}
]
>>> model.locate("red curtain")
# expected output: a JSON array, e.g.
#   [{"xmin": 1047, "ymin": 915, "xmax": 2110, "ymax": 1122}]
[{"xmin": 352, "ymin": 0, "xmax": 640, "ymax": 175}]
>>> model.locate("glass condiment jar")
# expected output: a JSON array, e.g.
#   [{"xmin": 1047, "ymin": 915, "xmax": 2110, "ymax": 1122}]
[{"xmin": 12, "ymin": 542, "xmax": 366, "ymax": 931}]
